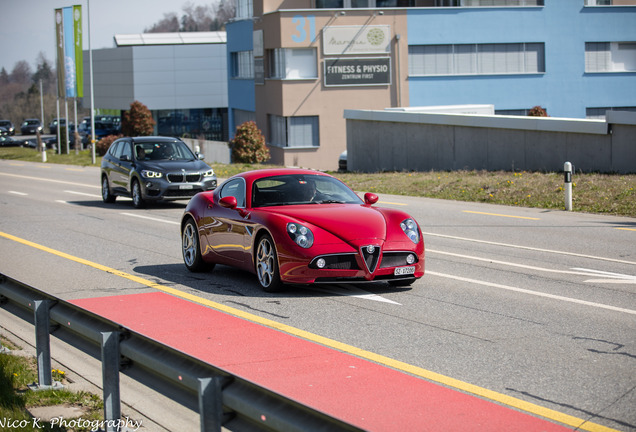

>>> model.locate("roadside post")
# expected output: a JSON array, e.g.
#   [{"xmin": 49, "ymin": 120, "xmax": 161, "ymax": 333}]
[{"xmin": 564, "ymin": 162, "xmax": 573, "ymax": 211}]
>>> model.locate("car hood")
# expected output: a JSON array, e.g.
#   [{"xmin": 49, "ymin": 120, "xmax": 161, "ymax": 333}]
[
  {"xmin": 272, "ymin": 204, "xmax": 387, "ymax": 243},
  {"xmin": 138, "ymin": 160, "xmax": 211, "ymax": 172}
]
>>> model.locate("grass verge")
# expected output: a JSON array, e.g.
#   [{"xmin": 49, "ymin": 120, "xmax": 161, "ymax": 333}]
[
  {"xmin": 1, "ymin": 335, "xmax": 103, "ymax": 432},
  {"xmin": 1, "ymin": 147, "xmax": 635, "ymax": 217}
]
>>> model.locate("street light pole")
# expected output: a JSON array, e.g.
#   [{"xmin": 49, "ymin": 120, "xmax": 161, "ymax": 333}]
[{"xmin": 88, "ymin": 0, "xmax": 96, "ymax": 164}]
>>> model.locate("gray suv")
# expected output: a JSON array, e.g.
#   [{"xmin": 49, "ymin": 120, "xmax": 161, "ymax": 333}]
[{"xmin": 101, "ymin": 136, "xmax": 217, "ymax": 208}]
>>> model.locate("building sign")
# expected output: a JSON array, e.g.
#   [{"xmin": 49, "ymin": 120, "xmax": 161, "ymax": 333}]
[
  {"xmin": 323, "ymin": 25, "xmax": 391, "ymax": 55},
  {"xmin": 324, "ymin": 57, "xmax": 391, "ymax": 87}
]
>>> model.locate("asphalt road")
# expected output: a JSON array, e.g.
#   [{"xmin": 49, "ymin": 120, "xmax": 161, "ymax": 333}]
[{"xmin": 0, "ymin": 159, "xmax": 634, "ymax": 431}]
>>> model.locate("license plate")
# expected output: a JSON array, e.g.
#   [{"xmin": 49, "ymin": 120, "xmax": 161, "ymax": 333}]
[
  {"xmin": 179, "ymin": 184, "xmax": 194, "ymax": 190},
  {"xmin": 394, "ymin": 266, "xmax": 415, "ymax": 276}
]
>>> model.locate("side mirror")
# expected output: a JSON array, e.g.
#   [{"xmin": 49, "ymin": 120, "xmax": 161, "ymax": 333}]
[
  {"xmin": 197, "ymin": 153, "xmax": 205, "ymax": 160},
  {"xmin": 219, "ymin": 196, "xmax": 238, "ymax": 209},
  {"xmin": 364, "ymin": 192, "xmax": 378, "ymax": 205},
  {"xmin": 120, "ymin": 154, "xmax": 130, "ymax": 162}
]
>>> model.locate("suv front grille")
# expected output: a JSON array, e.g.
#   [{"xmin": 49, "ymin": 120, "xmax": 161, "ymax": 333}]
[{"xmin": 167, "ymin": 172, "xmax": 202, "ymax": 183}]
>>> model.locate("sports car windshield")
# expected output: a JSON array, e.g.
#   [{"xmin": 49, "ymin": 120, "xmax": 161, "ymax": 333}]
[
  {"xmin": 252, "ymin": 174, "xmax": 363, "ymax": 207},
  {"xmin": 135, "ymin": 141, "xmax": 196, "ymax": 161}
]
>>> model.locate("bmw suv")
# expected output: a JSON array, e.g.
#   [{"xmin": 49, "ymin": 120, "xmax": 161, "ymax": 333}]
[{"xmin": 101, "ymin": 136, "xmax": 217, "ymax": 208}]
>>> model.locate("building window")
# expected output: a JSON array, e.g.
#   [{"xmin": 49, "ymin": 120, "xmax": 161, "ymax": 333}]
[
  {"xmin": 585, "ymin": 0, "xmax": 636, "ymax": 5},
  {"xmin": 316, "ymin": 0, "xmax": 542, "ymax": 6},
  {"xmin": 236, "ymin": 0, "xmax": 253, "ymax": 19},
  {"xmin": 231, "ymin": 51, "xmax": 254, "ymax": 79},
  {"xmin": 586, "ymin": 107, "xmax": 636, "ymax": 119},
  {"xmin": 268, "ymin": 115, "xmax": 319, "ymax": 148},
  {"xmin": 409, "ymin": 43, "xmax": 545, "ymax": 76},
  {"xmin": 268, "ymin": 48, "xmax": 318, "ymax": 80},
  {"xmin": 585, "ymin": 42, "xmax": 636, "ymax": 73}
]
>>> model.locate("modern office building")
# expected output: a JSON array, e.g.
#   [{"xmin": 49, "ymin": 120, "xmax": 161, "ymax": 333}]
[
  {"xmin": 226, "ymin": 0, "xmax": 636, "ymax": 170},
  {"xmin": 83, "ymin": 32, "xmax": 229, "ymax": 141}
]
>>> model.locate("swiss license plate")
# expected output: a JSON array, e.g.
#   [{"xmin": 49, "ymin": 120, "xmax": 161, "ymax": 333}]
[
  {"xmin": 179, "ymin": 184, "xmax": 194, "ymax": 190},
  {"xmin": 394, "ymin": 266, "xmax": 415, "ymax": 276}
]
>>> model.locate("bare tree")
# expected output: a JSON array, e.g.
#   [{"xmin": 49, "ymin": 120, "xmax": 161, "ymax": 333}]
[{"xmin": 145, "ymin": 12, "xmax": 180, "ymax": 32}]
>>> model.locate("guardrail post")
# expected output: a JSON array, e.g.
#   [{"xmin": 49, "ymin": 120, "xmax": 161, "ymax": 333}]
[
  {"xmin": 102, "ymin": 331, "xmax": 121, "ymax": 431},
  {"xmin": 199, "ymin": 376, "xmax": 224, "ymax": 432},
  {"xmin": 32, "ymin": 300, "xmax": 57, "ymax": 389}
]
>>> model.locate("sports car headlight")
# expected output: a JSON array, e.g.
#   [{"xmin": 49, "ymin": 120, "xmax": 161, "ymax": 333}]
[
  {"xmin": 141, "ymin": 170, "xmax": 162, "ymax": 179},
  {"xmin": 202, "ymin": 169, "xmax": 215, "ymax": 177},
  {"xmin": 287, "ymin": 223, "xmax": 314, "ymax": 249},
  {"xmin": 400, "ymin": 218, "xmax": 420, "ymax": 244}
]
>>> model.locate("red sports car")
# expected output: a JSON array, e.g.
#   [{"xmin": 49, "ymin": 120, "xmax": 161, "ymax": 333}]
[{"xmin": 181, "ymin": 168, "xmax": 425, "ymax": 292}]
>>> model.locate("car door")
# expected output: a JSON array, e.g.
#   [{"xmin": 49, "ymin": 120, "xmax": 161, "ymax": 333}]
[
  {"xmin": 206, "ymin": 178, "xmax": 251, "ymax": 265},
  {"xmin": 111, "ymin": 140, "xmax": 134, "ymax": 192}
]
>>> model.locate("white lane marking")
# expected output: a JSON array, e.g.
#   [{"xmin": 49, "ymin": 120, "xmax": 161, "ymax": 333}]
[
  {"xmin": 429, "ymin": 250, "xmax": 636, "ymax": 285},
  {"xmin": 427, "ymin": 270, "xmax": 636, "ymax": 315},
  {"xmin": 8, "ymin": 191, "xmax": 28, "ymax": 196},
  {"xmin": 307, "ymin": 285, "xmax": 401, "ymax": 305},
  {"xmin": 0, "ymin": 172, "xmax": 100, "ymax": 189},
  {"xmin": 65, "ymin": 190, "xmax": 102, "ymax": 198},
  {"xmin": 120, "ymin": 212, "xmax": 180, "ymax": 225},
  {"xmin": 422, "ymin": 232, "xmax": 636, "ymax": 266},
  {"xmin": 572, "ymin": 268, "xmax": 636, "ymax": 284}
]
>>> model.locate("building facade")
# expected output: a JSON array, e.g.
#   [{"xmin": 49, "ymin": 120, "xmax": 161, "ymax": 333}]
[
  {"xmin": 226, "ymin": 0, "xmax": 636, "ymax": 171},
  {"xmin": 84, "ymin": 32, "xmax": 229, "ymax": 141}
]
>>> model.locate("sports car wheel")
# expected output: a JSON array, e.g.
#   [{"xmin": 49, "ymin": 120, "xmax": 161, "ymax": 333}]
[
  {"xmin": 131, "ymin": 179, "xmax": 145, "ymax": 209},
  {"xmin": 255, "ymin": 234, "xmax": 282, "ymax": 292},
  {"xmin": 182, "ymin": 218, "xmax": 214, "ymax": 272},
  {"xmin": 101, "ymin": 176, "xmax": 116, "ymax": 203}
]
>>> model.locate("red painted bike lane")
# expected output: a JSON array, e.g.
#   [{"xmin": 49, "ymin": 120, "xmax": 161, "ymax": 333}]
[{"xmin": 71, "ymin": 291, "xmax": 573, "ymax": 431}]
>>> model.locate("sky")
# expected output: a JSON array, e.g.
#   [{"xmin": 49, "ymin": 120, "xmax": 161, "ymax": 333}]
[{"xmin": 0, "ymin": 0, "xmax": 216, "ymax": 73}]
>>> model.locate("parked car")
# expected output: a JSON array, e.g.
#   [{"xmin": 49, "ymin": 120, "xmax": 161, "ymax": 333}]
[
  {"xmin": 338, "ymin": 150, "xmax": 348, "ymax": 171},
  {"xmin": 101, "ymin": 136, "xmax": 217, "ymax": 208},
  {"xmin": 0, "ymin": 136, "xmax": 21, "ymax": 147},
  {"xmin": 49, "ymin": 118, "xmax": 75, "ymax": 135},
  {"xmin": 20, "ymin": 119, "xmax": 43, "ymax": 135},
  {"xmin": 0, "ymin": 120, "xmax": 15, "ymax": 135},
  {"xmin": 181, "ymin": 168, "xmax": 425, "ymax": 292},
  {"xmin": 0, "ymin": 126, "xmax": 8, "ymax": 136}
]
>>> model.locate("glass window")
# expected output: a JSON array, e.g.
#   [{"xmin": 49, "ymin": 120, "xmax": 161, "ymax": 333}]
[
  {"xmin": 268, "ymin": 115, "xmax": 319, "ymax": 148},
  {"xmin": 268, "ymin": 48, "xmax": 317, "ymax": 79},
  {"xmin": 231, "ymin": 51, "xmax": 254, "ymax": 79},
  {"xmin": 409, "ymin": 43, "xmax": 545, "ymax": 76},
  {"xmin": 586, "ymin": 42, "xmax": 636, "ymax": 72},
  {"xmin": 236, "ymin": 0, "xmax": 253, "ymax": 19},
  {"xmin": 220, "ymin": 178, "xmax": 246, "ymax": 208}
]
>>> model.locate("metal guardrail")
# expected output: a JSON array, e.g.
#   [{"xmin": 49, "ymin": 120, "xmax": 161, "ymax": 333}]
[{"xmin": 0, "ymin": 273, "xmax": 363, "ymax": 432}]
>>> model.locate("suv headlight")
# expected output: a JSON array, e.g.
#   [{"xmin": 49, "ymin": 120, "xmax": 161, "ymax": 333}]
[
  {"xmin": 202, "ymin": 169, "xmax": 215, "ymax": 177},
  {"xmin": 400, "ymin": 218, "xmax": 420, "ymax": 244},
  {"xmin": 141, "ymin": 170, "xmax": 162, "ymax": 178},
  {"xmin": 287, "ymin": 223, "xmax": 314, "ymax": 248}
]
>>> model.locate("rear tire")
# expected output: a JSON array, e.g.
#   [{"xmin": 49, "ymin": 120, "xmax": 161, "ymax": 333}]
[
  {"xmin": 182, "ymin": 218, "xmax": 214, "ymax": 272},
  {"xmin": 255, "ymin": 234, "xmax": 283, "ymax": 292}
]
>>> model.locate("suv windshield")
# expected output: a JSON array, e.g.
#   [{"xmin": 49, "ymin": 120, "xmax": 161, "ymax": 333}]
[{"xmin": 134, "ymin": 141, "xmax": 196, "ymax": 161}]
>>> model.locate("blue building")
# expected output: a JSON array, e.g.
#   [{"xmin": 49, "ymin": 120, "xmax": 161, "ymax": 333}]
[{"xmin": 227, "ymin": 0, "xmax": 636, "ymax": 170}]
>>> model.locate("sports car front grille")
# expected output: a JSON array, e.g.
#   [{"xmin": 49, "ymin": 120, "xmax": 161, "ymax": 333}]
[
  {"xmin": 361, "ymin": 245, "xmax": 380, "ymax": 273},
  {"xmin": 167, "ymin": 172, "xmax": 202, "ymax": 183},
  {"xmin": 309, "ymin": 254, "xmax": 360, "ymax": 270},
  {"xmin": 379, "ymin": 252, "xmax": 419, "ymax": 269}
]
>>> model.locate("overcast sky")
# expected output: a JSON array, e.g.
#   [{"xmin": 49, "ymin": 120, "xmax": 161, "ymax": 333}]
[{"xmin": 0, "ymin": 0, "xmax": 216, "ymax": 73}]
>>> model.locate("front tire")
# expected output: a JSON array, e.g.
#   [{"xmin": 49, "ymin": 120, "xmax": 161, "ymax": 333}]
[
  {"xmin": 131, "ymin": 179, "xmax": 145, "ymax": 209},
  {"xmin": 182, "ymin": 218, "xmax": 214, "ymax": 272},
  {"xmin": 102, "ymin": 176, "xmax": 116, "ymax": 203},
  {"xmin": 255, "ymin": 234, "xmax": 283, "ymax": 292}
]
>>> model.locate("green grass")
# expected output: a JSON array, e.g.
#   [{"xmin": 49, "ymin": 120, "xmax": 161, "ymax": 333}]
[
  {"xmin": 0, "ymin": 337, "xmax": 103, "ymax": 431},
  {"xmin": 1, "ymin": 147, "xmax": 634, "ymax": 217}
]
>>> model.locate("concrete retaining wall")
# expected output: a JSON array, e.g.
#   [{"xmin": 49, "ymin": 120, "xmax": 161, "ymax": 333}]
[
  {"xmin": 344, "ymin": 110, "xmax": 636, "ymax": 174},
  {"xmin": 182, "ymin": 138, "xmax": 230, "ymax": 164}
]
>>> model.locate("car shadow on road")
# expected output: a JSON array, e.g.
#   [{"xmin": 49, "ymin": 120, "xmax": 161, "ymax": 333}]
[
  {"xmin": 65, "ymin": 199, "xmax": 187, "ymax": 210},
  {"xmin": 133, "ymin": 263, "xmax": 411, "ymax": 300}
]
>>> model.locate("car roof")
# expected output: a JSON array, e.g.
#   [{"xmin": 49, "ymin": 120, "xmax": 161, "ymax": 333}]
[{"xmin": 128, "ymin": 136, "xmax": 182, "ymax": 143}]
